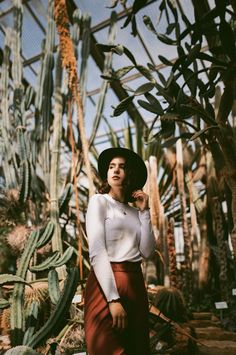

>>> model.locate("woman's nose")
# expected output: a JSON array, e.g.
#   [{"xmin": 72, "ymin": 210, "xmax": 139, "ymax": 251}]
[{"xmin": 114, "ymin": 166, "xmax": 120, "ymax": 173}]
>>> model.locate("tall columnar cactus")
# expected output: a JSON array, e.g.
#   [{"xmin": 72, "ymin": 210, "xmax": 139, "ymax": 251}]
[
  {"xmin": 35, "ymin": 0, "xmax": 55, "ymax": 190},
  {"xmin": 11, "ymin": 0, "xmax": 30, "ymax": 203},
  {"xmin": 80, "ymin": 13, "xmax": 91, "ymax": 110},
  {"xmin": 49, "ymin": 49, "xmax": 65, "ymax": 279},
  {"xmin": 0, "ymin": 28, "xmax": 17, "ymax": 188}
]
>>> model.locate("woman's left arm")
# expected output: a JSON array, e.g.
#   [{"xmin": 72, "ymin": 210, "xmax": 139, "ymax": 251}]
[{"xmin": 133, "ymin": 190, "xmax": 156, "ymax": 258}]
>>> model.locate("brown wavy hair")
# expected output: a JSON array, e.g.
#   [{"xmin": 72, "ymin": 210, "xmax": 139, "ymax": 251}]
[{"xmin": 98, "ymin": 158, "xmax": 139, "ymax": 203}]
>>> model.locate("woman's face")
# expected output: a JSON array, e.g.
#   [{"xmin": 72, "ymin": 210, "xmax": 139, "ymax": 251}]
[{"xmin": 107, "ymin": 156, "xmax": 126, "ymax": 189}]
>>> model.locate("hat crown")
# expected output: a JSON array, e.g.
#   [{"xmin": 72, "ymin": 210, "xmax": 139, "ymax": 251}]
[{"xmin": 98, "ymin": 147, "xmax": 147, "ymax": 189}]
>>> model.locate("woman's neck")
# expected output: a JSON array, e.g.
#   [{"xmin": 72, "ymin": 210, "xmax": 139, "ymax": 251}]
[{"xmin": 108, "ymin": 188, "xmax": 125, "ymax": 203}]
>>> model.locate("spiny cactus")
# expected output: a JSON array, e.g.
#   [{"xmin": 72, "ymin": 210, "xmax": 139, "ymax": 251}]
[
  {"xmin": 26, "ymin": 267, "xmax": 79, "ymax": 349},
  {"xmin": 0, "ymin": 307, "xmax": 10, "ymax": 334},
  {"xmin": 6, "ymin": 225, "xmax": 29, "ymax": 254},
  {"xmin": 152, "ymin": 286, "xmax": 188, "ymax": 323},
  {"xmin": 0, "ymin": 189, "xmax": 26, "ymax": 227}
]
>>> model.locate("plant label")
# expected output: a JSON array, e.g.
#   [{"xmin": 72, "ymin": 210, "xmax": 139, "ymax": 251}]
[
  {"xmin": 232, "ymin": 289, "xmax": 236, "ymax": 296},
  {"xmin": 214, "ymin": 301, "xmax": 228, "ymax": 309}
]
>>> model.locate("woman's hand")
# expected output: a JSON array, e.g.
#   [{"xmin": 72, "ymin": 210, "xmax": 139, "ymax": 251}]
[
  {"xmin": 108, "ymin": 301, "xmax": 127, "ymax": 330},
  {"xmin": 132, "ymin": 190, "xmax": 149, "ymax": 211}
]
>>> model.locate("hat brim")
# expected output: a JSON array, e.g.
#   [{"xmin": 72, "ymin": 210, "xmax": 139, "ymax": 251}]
[{"xmin": 98, "ymin": 147, "xmax": 147, "ymax": 189}]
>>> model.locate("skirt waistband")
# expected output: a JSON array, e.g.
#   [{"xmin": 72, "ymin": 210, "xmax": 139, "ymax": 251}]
[
  {"xmin": 91, "ymin": 261, "xmax": 142, "ymax": 273},
  {"xmin": 111, "ymin": 261, "xmax": 142, "ymax": 272}
]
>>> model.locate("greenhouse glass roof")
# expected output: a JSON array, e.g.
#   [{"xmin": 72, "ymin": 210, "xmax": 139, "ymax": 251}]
[{"xmin": 0, "ymin": 0, "xmax": 197, "ymax": 150}]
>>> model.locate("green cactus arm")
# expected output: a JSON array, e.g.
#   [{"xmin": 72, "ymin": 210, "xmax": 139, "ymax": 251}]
[
  {"xmin": 29, "ymin": 251, "xmax": 60, "ymax": 272},
  {"xmin": 80, "ymin": 13, "xmax": 91, "ymax": 109},
  {"xmin": 59, "ymin": 183, "xmax": 73, "ymax": 216},
  {"xmin": 26, "ymin": 267, "xmax": 79, "ymax": 348},
  {"xmin": 36, "ymin": 221, "xmax": 55, "ymax": 249},
  {"xmin": 0, "ymin": 274, "xmax": 29, "ymax": 286},
  {"xmin": 25, "ymin": 85, "xmax": 35, "ymax": 111},
  {"xmin": 19, "ymin": 159, "xmax": 31, "ymax": 203},
  {"xmin": 15, "ymin": 230, "xmax": 40, "ymax": 277},
  {"xmin": 23, "ymin": 301, "xmax": 39, "ymax": 346},
  {"xmin": 41, "ymin": 1, "xmax": 55, "ymax": 187},
  {"xmin": 52, "ymin": 247, "xmax": 74, "ymax": 268},
  {"xmin": 48, "ymin": 269, "xmax": 61, "ymax": 305}
]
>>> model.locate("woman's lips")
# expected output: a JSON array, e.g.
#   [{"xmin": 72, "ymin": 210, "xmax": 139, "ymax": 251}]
[{"xmin": 112, "ymin": 176, "xmax": 120, "ymax": 179}]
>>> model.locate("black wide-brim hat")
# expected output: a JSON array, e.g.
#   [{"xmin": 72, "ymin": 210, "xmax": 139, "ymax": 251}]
[{"xmin": 98, "ymin": 147, "xmax": 147, "ymax": 189}]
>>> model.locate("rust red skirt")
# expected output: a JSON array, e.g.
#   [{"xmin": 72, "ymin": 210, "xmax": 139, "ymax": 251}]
[{"xmin": 84, "ymin": 261, "xmax": 150, "ymax": 355}]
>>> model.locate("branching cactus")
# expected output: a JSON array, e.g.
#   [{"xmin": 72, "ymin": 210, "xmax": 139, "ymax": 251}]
[
  {"xmin": 26, "ymin": 267, "xmax": 79, "ymax": 349},
  {"xmin": 10, "ymin": 223, "xmax": 54, "ymax": 346},
  {"xmin": 9, "ymin": 220, "xmax": 77, "ymax": 347}
]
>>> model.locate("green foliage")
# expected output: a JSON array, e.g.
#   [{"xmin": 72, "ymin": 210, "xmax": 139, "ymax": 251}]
[{"xmin": 100, "ymin": 0, "xmax": 236, "ymax": 151}]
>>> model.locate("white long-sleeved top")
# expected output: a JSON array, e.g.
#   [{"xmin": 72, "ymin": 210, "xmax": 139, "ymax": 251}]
[{"xmin": 85, "ymin": 193, "xmax": 156, "ymax": 302}]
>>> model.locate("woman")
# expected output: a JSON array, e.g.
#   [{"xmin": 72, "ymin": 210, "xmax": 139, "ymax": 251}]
[{"xmin": 84, "ymin": 147, "xmax": 156, "ymax": 355}]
